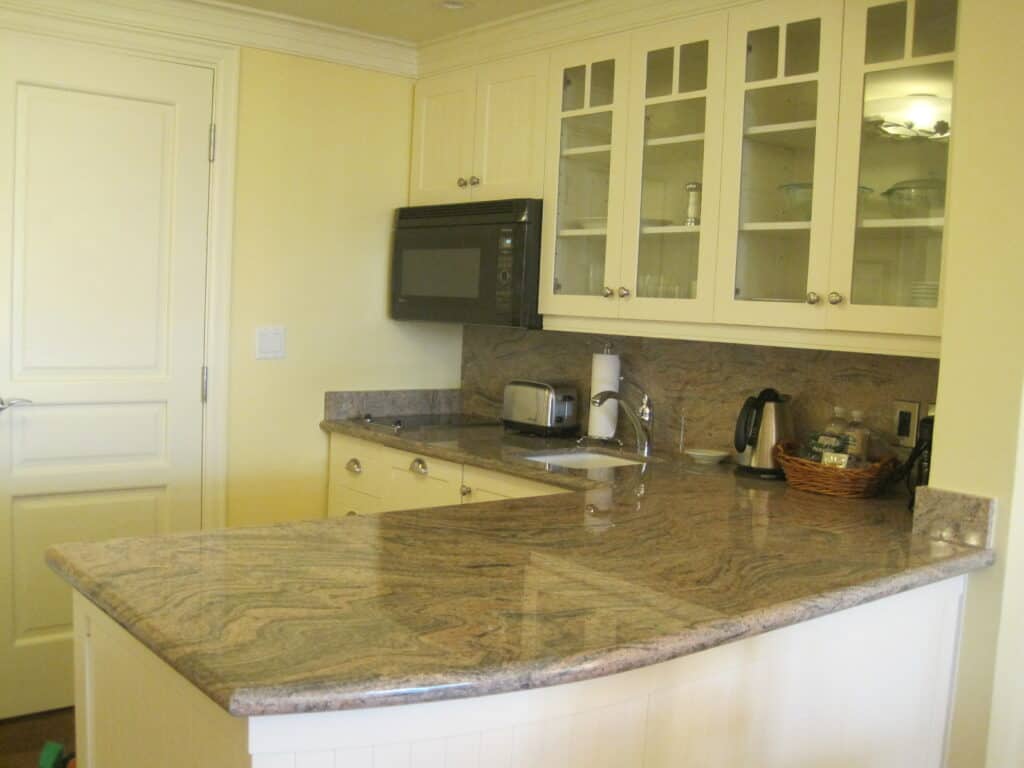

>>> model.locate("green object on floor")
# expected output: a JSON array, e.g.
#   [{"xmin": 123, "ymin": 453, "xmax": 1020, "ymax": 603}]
[{"xmin": 38, "ymin": 742, "xmax": 65, "ymax": 768}]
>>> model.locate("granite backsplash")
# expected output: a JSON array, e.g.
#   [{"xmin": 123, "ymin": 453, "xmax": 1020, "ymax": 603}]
[{"xmin": 461, "ymin": 326, "xmax": 940, "ymax": 454}]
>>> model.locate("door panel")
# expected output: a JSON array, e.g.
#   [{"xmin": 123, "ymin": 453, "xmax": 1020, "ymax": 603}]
[
  {"xmin": 472, "ymin": 54, "xmax": 549, "ymax": 201},
  {"xmin": 410, "ymin": 70, "xmax": 476, "ymax": 205},
  {"xmin": 0, "ymin": 31, "xmax": 213, "ymax": 717}
]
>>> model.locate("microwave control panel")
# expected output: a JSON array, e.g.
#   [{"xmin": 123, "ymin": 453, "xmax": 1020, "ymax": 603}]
[{"xmin": 495, "ymin": 227, "xmax": 515, "ymax": 314}]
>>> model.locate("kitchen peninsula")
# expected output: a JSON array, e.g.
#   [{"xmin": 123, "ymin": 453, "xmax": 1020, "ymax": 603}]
[{"xmin": 49, "ymin": 420, "xmax": 992, "ymax": 768}]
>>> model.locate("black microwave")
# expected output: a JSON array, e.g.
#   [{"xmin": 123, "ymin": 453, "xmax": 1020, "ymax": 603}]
[{"xmin": 390, "ymin": 199, "xmax": 543, "ymax": 329}]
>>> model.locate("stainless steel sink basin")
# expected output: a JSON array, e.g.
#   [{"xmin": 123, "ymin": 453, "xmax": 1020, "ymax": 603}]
[{"xmin": 525, "ymin": 451, "xmax": 644, "ymax": 469}]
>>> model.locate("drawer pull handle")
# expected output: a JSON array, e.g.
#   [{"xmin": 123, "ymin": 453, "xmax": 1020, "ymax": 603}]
[
  {"xmin": 345, "ymin": 458, "xmax": 363, "ymax": 475},
  {"xmin": 828, "ymin": 291, "xmax": 845, "ymax": 305},
  {"xmin": 460, "ymin": 484, "xmax": 472, "ymax": 497},
  {"xmin": 410, "ymin": 458, "xmax": 429, "ymax": 475}
]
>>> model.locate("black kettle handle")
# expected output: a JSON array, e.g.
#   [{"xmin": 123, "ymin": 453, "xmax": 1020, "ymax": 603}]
[{"xmin": 734, "ymin": 395, "xmax": 760, "ymax": 453}]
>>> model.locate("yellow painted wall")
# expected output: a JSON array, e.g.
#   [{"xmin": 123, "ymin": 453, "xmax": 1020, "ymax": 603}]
[
  {"xmin": 931, "ymin": 1, "xmax": 1024, "ymax": 764},
  {"xmin": 227, "ymin": 49, "xmax": 462, "ymax": 528}
]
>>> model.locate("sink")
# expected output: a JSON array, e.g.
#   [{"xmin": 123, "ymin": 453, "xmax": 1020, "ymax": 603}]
[{"xmin": 525, "ymin": 451, "xmax": 644, "ymax": 469}]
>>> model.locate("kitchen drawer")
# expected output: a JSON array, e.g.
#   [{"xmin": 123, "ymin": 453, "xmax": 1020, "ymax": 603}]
[
  {"xmin": 327, "ymin": 486, "xmax": 385, "ymax": 519},
  {"xmin": 383, "ymin": 448, "xmax": 464, "ymax": 511},
  {"xmin": 328, "ymin": 434, "xmax": 388, "ymax": 497},
  {"xmin": 461, "ymin": 465, "xmax": 567, "ymax": 503}
]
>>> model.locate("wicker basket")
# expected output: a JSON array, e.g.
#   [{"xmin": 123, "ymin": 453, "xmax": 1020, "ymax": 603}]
[{"xmin": 773, "ymin": 443, "xmax": 899, "ymax": 498}]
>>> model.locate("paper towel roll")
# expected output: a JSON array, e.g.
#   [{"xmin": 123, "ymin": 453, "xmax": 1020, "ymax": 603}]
[{"xmin": 587, "ymin": 351, "xmax": 620, "ymax": 438}]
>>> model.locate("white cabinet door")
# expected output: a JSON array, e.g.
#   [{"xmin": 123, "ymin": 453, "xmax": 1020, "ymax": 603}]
[
  {"xmin": 539, "ymin": 34, "xmax": 633, "ymax": 319},
  {"xmin": 0, "ymin": 31, "xmax": 212, "ymax": 718},
  {"xmin": 471, "ymin": 54, "xmax": 549, "ymax": 201},
  {"xmin": 715, "ymin": 0, "xmax": 844, "ymax": 330},
  {"xmin": 826, "ymin": 0, "xmax": 956, "ymax": 336},
  {"xmin": 618, "ymin": 13, "xmax": 728, "ymax": 323},
  {"xmin": 410, "ymin": 69, "xmax": 476, "ymax": 205}
]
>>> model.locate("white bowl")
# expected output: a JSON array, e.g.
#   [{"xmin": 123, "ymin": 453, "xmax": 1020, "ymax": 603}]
[{"xmin": 685, "ymin": 448, "xmax": 730, "ymax": 465}]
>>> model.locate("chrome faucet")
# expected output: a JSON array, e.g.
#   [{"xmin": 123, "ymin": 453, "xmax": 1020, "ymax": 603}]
[{"xmin": 590, "ymin": 389, "xmax": 654, "ymax": 457}]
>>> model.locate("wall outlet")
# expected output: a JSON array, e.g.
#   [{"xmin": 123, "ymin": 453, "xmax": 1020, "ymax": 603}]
[{"xmin": 893, "ymin": 400, "xmax": 920, "ymax": 448}]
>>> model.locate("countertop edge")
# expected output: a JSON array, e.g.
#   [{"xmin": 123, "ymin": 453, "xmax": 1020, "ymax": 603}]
[{"xmin": 221, "ymin": 546, "xmax": 993, "ymax": 717}]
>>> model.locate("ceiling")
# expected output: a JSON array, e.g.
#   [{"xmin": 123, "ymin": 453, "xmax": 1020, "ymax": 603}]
[{"xmin": 213, "ymin": 0, "xmax": 578, "ymax": 43}]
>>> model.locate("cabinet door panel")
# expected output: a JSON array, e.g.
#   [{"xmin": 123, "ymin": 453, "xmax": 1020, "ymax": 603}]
[
  {"xmin": 472, "ymin": 54, "xmax": 549, "ymax": 201},
  {"xmin": 410, "ymin": 70, "xmax": 476, "ymax": 205},
  {"xmin": 539, "ymin": 34, "xmax": 632, "ymax": 319},
  {"xmin": 827, "ymin": 0, "xmax": 954, "ymax": 336},
  {"xmin": 619, "ymin": 13, "xmax": 728, "ymax": 323},
  {"xmin": 462, "ymin": 465, "xmax": 566, "ymax": 503},
  {"xmin": 715, "ymin": 0, "xmax": 843, "ymax": 330}
]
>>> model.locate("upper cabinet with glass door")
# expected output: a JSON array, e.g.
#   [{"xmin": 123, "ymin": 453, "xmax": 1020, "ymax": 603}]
[
  {"xmin": 716, "ymin": 0, "xmax": 844, "ymax": 329},
  {"xmin": 539, "ymin": 35, "xmax": 631, "ymax": 318},
  {"xmin": 828, "ymin": 0, "xmax": 957, "ymax": 335},
  {"xmin": 617, "ymin": 14, "xmax": 728, "ymax": 322}
]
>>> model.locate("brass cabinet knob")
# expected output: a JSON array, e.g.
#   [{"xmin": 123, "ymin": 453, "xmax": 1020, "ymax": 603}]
[
  {"xmin": 345, "ymin": 458, "xmax": 362, "ymax": 474},
  {"xmin": 410, "ymin": 458, "xmax": 429, "ymax": 475},
  {"xmin": 828, "ymin": 292, "xmax": 844, "ymax": 305},
  {"xmin": 469, "ymin": 176, "xmax": 481, "ymax": 186},
  {"xmin": 618, "ymin": 286, "xmax": 631, "ymax": 298},
  {"xmin": 806, "ymin": 291, "xmax": 820, "ymax": 305},
  {"xmin": 460, "ymin": 484, "xmax": 472, "ymax": 497},
  {"xmin": 602, "ymin": 286, "xmax": 614, "ymax": 298},
  {"xmin": 346, "ymin": 510, "xmax": 359, "ymax": 516},
  {"xmin": 457, "ymin": 177, "xmax": 469, "ymax": 188}
]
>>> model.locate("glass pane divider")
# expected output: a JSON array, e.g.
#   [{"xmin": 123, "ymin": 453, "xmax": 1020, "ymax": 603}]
[
  {"xmin": 559, "ymin": 104, "xmax": 613, "ymax": 119},
  {"xmin": 859, "ymin": 217, "xmax": 944, "ymax": 229},
  {"xmin": 559, "ymin": 228, "xmax": 608, "ymax": 237},
  {"xmin": 744, "ymin": 119, "xmax": 816, "ymax": 136},
  {"xmin": 863, "ymin": 51, "xmax": 955, "ymax": 73},
  {"xmin": 905, "ymin": 0, "xmax": 917, "ymax": 60},
  {"xmin": 645, "ymin": 133, "xmax": 705, "ymax": 147},
  {"xmin": 744, "ymin": 72, "xmax": 819, "ymax": 91},
  {"xmin": 644, "ymin": 89, "xmax": 709, "ymax": 107}
]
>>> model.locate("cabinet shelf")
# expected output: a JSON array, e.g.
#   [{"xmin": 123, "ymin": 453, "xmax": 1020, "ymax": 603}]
[
  {"xmin": 641, "ymin": 225, "xmax": 701, "ymax": 235},
  {"xmin": 559, "ymin": 228, "xmax": 607, "ymax": 237},
  {"xmin": 859, "ymin": 217, "xmax": 944, "ymax": 230},
  {"xmin": 645, "ymin": 134, "xmax": 705, "ymax": 147},
  {"xmin": 740, "ymin": 221, "xmax": 812, "ymax": 231},
  {"xmin": 561, "ymin": 144, "xmax": 612, "ymax": 157},
  {"xmin": 743, "ymin": 121, "xmax": 816, "ymax": 149}
]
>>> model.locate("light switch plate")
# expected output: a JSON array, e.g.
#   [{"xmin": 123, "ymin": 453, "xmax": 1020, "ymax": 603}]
[
  {"xmin": 894, "ymin": 400, "xmax": 920, "ymax": 448},
  {"xmin": 255, "ymin": 326, "xmax": 286, "ymax": 360}
]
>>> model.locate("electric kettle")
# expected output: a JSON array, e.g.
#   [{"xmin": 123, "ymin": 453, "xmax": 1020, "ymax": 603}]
[{"xmin": 734, "ymin": 388, "xmax": 794, "ymax": 478}]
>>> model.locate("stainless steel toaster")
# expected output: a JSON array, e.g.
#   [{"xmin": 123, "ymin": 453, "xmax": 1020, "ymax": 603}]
[{"xmin": 502, "ymin": 380, "xmax": 579, "ymax": 436}]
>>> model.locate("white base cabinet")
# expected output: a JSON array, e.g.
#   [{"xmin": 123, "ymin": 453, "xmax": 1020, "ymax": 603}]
[
  {"xmin": 327, "ymin": 433, "xmax": 565, "ymax": 517},
  {"xmin": 72, "ymin": 576, "xmax": 966, "ymax": 767}
]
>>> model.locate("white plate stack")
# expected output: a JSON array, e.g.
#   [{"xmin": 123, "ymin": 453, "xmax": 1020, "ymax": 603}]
[{"xmin": 910, "ymin": 281, "xmax": 939, "ymax": 307}]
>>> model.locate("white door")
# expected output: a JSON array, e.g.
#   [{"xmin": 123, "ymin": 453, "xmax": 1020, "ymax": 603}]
[
  {"xmin": 0, "ymin": 31, "xmax": 213, "ymax": 718},
  {"xmin": 471, "ymin": 54, "xmax": 549, "ymax": 201},
  {"xmin": 409, "ymin": 69, "xmax": 476, "ymax": 205}
]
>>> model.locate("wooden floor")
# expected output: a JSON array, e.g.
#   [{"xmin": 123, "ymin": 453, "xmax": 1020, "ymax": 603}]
[{"xmin": 0, "ymin": 708, "xmax": 75, "ymax": 768}]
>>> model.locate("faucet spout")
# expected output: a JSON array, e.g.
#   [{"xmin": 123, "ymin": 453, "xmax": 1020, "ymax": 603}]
[{"xmin": 590, "ymin": 390, "xmax": 654, "ymax": 457}]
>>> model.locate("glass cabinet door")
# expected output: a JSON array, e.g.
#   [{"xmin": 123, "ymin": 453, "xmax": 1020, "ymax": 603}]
[
  {"xmin": 829, "ymin": 0, "xmax": 957, "ymax": 335},
  {"xmin": 618, "ymin": 14, "xmax": 727, "ymax": 322},
  {"xmin": 716, "ymin": 0, "xmax": 843, "ymax": 329},
  {"xmin": 540, "ymin": 37, "xmax": 630, "ymax": 317}
]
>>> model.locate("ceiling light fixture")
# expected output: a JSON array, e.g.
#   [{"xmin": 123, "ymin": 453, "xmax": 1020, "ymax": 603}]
[{"xmin": 441, "ymin": 0, "xmax": 466, "ymax": 9}]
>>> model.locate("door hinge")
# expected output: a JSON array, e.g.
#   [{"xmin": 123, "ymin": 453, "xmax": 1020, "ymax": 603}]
[
  {"xmin": 201, "ymin": 366, "xmax": 209, "ymax": 403},
  {"xmin": 208, "ymin": 123, "xmax": 216, "ymax": 163}
]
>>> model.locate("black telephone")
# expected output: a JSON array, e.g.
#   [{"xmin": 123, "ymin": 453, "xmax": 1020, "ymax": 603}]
[{"xmin": 891, "ymin": 415, "xmax": 934, "ymax": 508}]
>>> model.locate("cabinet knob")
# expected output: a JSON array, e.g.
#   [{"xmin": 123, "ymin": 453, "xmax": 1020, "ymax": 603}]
[
  {"xmin": 828, "ymin": 292, "xmax": 845, "ymax": 305},
  {"xmin": 460, "ymin": 484, "xmax": 472, "ymax": 497},
  {"xmin": 602, "ymin": 286, "xmax": 614, "ymax": 298},
  {"xmin": 806, "ymin": 291, "xmax": 820, "ymax": 305},
  {"xmin": 469, "ymin": 176, "xmax": 481, "ymax": 186},
  {"xmin": 346, "ymin": 510, "xmax": 359, "ymax": 517},
  {"xmin": 618, "ymin": 286, "xmax": 631, "ymax": 298},
  {"xmin": 410, "ymin": 458, "xmax": 429, "ymax": 475},
  {"xmin": 457, "ymin": 177, "xmax": 469, "ymax": 188},
  {"xmin": 345, "ymin": 458, "xmax": 362, "ymax": 474}
]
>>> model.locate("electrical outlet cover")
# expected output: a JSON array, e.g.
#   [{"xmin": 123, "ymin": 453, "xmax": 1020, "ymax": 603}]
[{"xmin": 894, "ymin": 400, "xmax": 920, "ymax": 448}]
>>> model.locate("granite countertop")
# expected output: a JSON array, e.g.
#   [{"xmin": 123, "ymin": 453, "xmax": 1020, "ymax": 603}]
[{"xmin": 47, "ymin": 419, "xmax": 994, "ymax": 717}]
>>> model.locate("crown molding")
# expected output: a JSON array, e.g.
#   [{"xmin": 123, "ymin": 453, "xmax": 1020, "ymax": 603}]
[
  {"xmin": 0, "ymin": 0, "xmax": 418, "ymax": 76},
  {"xmin": 419, "ymin": 0, "xmax": 753, "ymax": 76}
]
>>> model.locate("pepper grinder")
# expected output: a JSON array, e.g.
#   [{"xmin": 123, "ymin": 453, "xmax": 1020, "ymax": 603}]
[{"xmin": 685, "ymin": 181, "xmax": 702, "ymax": 226}]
